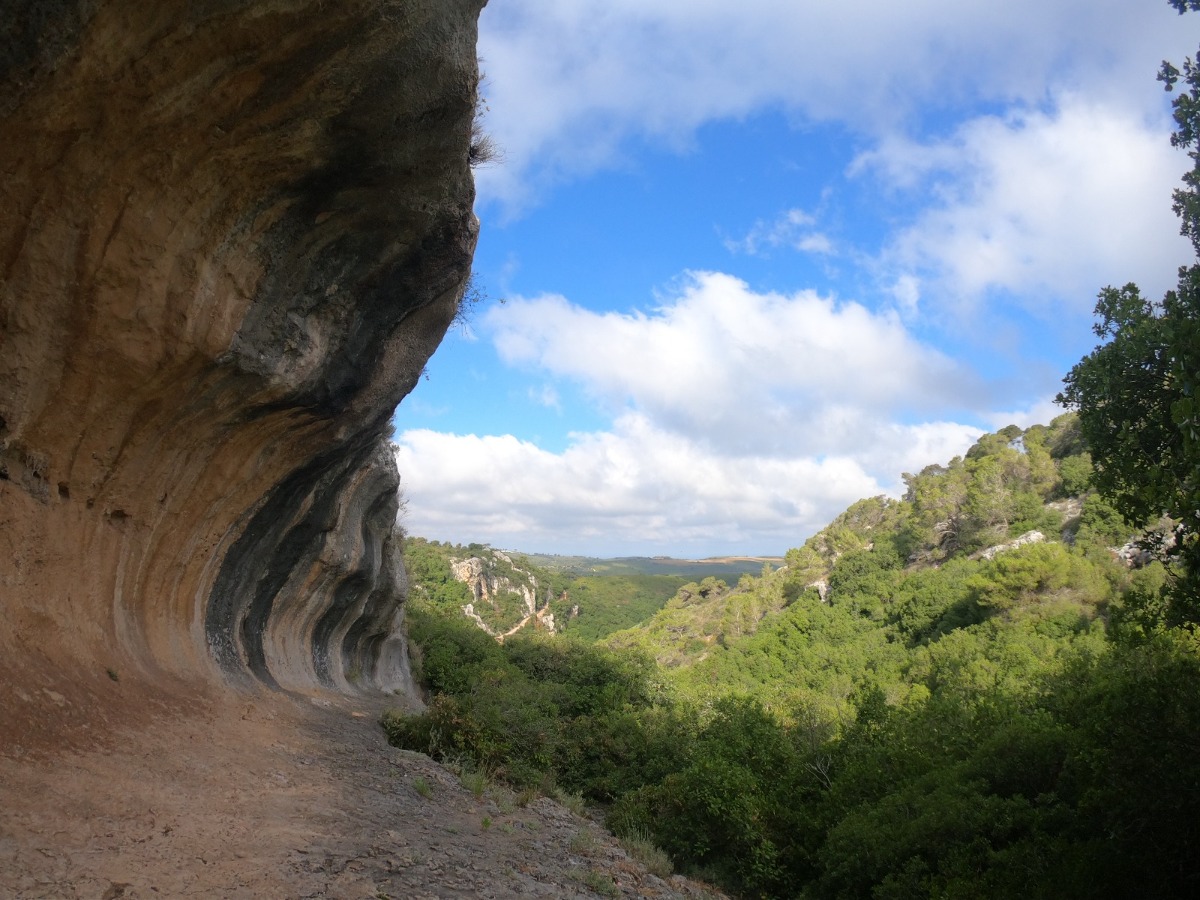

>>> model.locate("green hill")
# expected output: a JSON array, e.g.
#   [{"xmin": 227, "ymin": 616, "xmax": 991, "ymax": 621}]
[
  {"xmin": 390, "ymin": 414, "xmax": 1199, "ymax": 899},
  {"xmin": 403, "ymin": 541, "xmax": 780, "ymax": 641},
  {"xmin": 519, "ymin": 552, "xmax": 781, "ymax": 580},
  {"xmin": 602, "ymin": 414, "xmax": 1141, "ymax": 697}
]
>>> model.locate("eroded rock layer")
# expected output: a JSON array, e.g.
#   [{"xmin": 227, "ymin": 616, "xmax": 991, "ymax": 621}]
[{"xmin": 0, "ymin": 0, "xmax": 482, "ymax": 719}]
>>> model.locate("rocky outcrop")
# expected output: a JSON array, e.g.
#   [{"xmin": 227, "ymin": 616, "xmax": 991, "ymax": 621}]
[
  {"xmin": 976, "ymin": 530, "xmax": 1046, "ymax": 561},
  {"xmin": 0, "ymin": 0, "xmax": 483, "ymax": 724},
  {"xmin": 451, "ymin": 551, "xmax": 557, "ymax": 637},
  {"xmin": 451, "ymin": 553, "xmax": 539, "ymax": 616},
  {"xmin": 447, "ymin": 550, "xmax": 567, "ymax": 638}
]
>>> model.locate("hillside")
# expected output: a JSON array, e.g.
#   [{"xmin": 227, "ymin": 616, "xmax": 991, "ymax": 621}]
[
  {"xmin": 402, "ymin": 540, "xmax": 772, "ymax": 642},
  {"xmin": 403, "ymin": 538, "xmax": 568, "ymax": 637},
  {"xmin": 388, "ymin": 413, "xmax": 1200, "ymax": 899},
  {"xmin": 603, "ymin": 414, "xmax": 1129, "ymax": 685},
  {"xmin": 521, "ymin": 553, "xmax": 783, "ymax": 580}
]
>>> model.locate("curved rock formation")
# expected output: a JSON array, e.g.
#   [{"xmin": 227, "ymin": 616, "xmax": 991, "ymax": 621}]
[{"xmin": 0, "ymin": 0, "xmax": 483, "ymax": 727}]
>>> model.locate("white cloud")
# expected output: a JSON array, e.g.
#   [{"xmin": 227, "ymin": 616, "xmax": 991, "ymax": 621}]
[
  {"xmin": 484, "ymin": 271, "xmax": 981, "ymax": 457},
  {"xmin": 476, "ymin": 0, "xmax": 1192, "ymax": 210},
  {"xmin": 890, "ymin": 275, "xmax": 922, "ymax": 317},
  {"xmin": 725, "ymin": 209, "xmax": 835, "ymax": 257},
  {"xmin": 858, "ymin": 96, "xmax": 1192, "ymax": 312},
  {"xmin": 394, "ymin": 413, "xmax": 983, "ymax": 556},
  {"xmin": 529, "ymin": 384, "xmax": 561, "ymax": 411},
  {"xmin": 407, "ymin": 2, "xmax": 1200, "ymax": 554},
  {"xmin": 396, "ymin": 416, "xmax": 879, "ymax": 556},
  {"xmin": 394, "ymin": 275, "xmax": 996, "ymax": 555}
]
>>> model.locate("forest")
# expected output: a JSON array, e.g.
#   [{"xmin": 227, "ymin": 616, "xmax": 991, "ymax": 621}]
[
  {"xmin": 382, "ymin": 5, "xmax": 1200, "ymax": 896},
  {"xmin": 390, "ymin": 410, "xmax": 1199, "ymax": 899}
]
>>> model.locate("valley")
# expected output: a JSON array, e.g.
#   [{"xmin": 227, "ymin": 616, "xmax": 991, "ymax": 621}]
[{"xmin": 393, "ymin": 415, "xmax": 1200, "ymax": 898}]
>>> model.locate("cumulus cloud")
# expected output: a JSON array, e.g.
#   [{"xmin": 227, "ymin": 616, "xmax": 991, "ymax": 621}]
[
  {"xmin": 397, "ymin": 417, "xmax": 874, "ymax": 557},
  {"xmin": 858, "ymin": 96, "xmax": 1193, "ymax": 313},
  {"xmin": 476, "ymin": 0, "xmax": 1190, "ymax": 210},
  {"xmin": 395, "ymin": 276, "xmax": 991, "ymax": 555},
  {"xmin": 395, "ymin": 414, "xmax": 982, "ymax": 556},
  {"xmin": 399, "ymin": 1, "xmax": 1197, "ymax": 554},
  {"xmin": 485, "ymin": 272, "xmax": 981, "ymax": 457}
]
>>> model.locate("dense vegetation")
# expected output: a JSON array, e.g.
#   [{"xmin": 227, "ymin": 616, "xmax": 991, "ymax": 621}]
[
  {"xmin": 546, "ymin": 573, "xmax": 690, "ymax": 642},
  {"xmin": 387, "ymin": 415, "xmax": 1200, "ymax": 898},
  {"xmin": 385, "ymin": 6, "xmax": 1200, "ymax": 895},
  {"xmin": 403, "ymin": 537, "xmax": 695, "ymax": 640},
  {"xmin": 1057, "ymin": 10, "xmax": 1200, "ymax": 622}
]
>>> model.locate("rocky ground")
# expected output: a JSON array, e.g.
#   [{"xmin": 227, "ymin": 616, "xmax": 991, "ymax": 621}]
[{"xmin": 0, "ymin": 687, "xmax": 726, "ymax": 899}]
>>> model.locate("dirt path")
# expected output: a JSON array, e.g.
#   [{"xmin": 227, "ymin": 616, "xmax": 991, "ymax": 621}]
[{"xmin": 0, "ymin": 688, "xmax": 724, "ymax": 899}]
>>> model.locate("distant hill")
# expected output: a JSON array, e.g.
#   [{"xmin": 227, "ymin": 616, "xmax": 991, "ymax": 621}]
[
  {"xmin": 516, "ymin": 553, "xmax": 783, "ymax": 580},
  {"xmin": 402, "ymin": 540, "xmax": 783, "ymax": 642}
]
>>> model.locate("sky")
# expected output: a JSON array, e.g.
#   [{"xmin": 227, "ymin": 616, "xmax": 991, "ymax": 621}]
[{"xmin": 392, "ymin": 0, "xmax": 1198, "ymax": 559}]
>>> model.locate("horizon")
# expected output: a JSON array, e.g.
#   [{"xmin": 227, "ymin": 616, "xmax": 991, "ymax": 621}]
[{"xmin": 403, "ymin": 535, "xmax": 785, "ymax": 565}]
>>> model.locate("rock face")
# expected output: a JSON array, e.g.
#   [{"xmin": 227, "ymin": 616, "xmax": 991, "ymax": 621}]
[
  {"xmin": 451, "ymin": 553, "xmax": 540, "ymax": 615},
  {"xmin": 0, "ymin": 0, "xmax": 483, "ymax": 722},
  {"xmin": 976, "ymin": 530, "xmax": 1046, "ymax": 561},
  {"xmin": 451, "ymin": 551, "xmax": 558, "ymax": 638}
]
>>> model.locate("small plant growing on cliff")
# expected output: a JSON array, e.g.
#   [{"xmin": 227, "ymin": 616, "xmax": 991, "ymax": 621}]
[
  {"xmin": 553, "ymin": 787, "xmax": 587, "ymax": 816},
  {"xmin": 460, "ymin": 768, "xmax": 488, "ymax": 799},
  {"xmin": 617, "ymin": 827, "xmax": 673, "ymax": 879},
  {"xmin": 469, "ymin": 70, "xmax": 502, "ymax": 168},
  {"xmin": 568, "ymin": 868, "xmax": 619, "ymax": 898},
  {"xmin": 569, "ymin": 828, "xmax": 598, "ymax": 854},
  {"xmin": 469, "ymin": 121, "xmax": 501, "ymax": 167},
  {"xmin": 454, "ymin": 272, "xmax": 488, "ymax": 329}
]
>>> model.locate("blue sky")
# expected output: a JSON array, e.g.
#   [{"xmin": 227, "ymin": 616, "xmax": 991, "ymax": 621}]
[{"xmin": 393, "ymin": 0, "xmax": 1196, "ymax": 558}]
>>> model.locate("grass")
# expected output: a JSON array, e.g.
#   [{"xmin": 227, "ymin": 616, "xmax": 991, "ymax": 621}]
[
  {"xmin": 553, "ymin": 787, "xmax": 587, "ymax": 816},
  {"xmin": 412, "ymin": 775, "xmax": 432, "ymax": 799},
  {"xmin": 516, "ymin": 786, "xmax": 538, "ymax": 807},
  {"xmin": 568, "ymin": 868, "xmax": 619, "ymax": 897},
  {"xmin": 459, "ymin": 768, "xmax": 488, "ymax": 799},
  {"xmin": 617, "ymin": 826, "xmax": 673, "ymax": 879},
  {"xmin": 568, "ymin": 828, "xmax": 598, "ymax": 854}
]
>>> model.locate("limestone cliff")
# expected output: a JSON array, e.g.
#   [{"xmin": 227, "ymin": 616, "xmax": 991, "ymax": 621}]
[
  {"xmin": 450, "ymin": 551, "xmax": 558, "ymax": 638},
  {"xmin": 0, "ymin": 0, "xmax": 483, "ymax": 739}
]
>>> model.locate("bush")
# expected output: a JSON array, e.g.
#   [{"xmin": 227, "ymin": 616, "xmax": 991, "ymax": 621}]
[
  {"xmin": 1057, "ymin": 452, "xmax": 1093, "ymax": 496},
  {"xmin": 385, "ymin": 617, "xmax": 678, "ymax": 798}
]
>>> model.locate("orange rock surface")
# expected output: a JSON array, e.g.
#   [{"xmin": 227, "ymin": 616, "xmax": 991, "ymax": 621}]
[{"xmin": 0, "ymin": 0, "xmax": 483, "ymax": 751}]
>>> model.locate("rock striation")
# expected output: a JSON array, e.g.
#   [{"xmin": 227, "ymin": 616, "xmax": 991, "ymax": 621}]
[{"xmin": 0, "ymin": 0, "xmax": 484, "ymax": 731}]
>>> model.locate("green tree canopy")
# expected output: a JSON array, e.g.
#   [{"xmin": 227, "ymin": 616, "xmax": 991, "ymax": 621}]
[{"xmin": 1059, "ymin": 1, "xmax": 1200, "ymax": 622}]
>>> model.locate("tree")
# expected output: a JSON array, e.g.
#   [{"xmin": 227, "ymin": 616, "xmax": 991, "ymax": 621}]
[{"xmin": 1058, "ymin": 1, "xmax": 1200, "ymax": 622}]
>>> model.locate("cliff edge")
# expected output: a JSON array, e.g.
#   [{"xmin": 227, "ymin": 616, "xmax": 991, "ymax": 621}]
[{"xmin": 0, "ymin": 0, "xmax": 483, "ymax": 751}]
